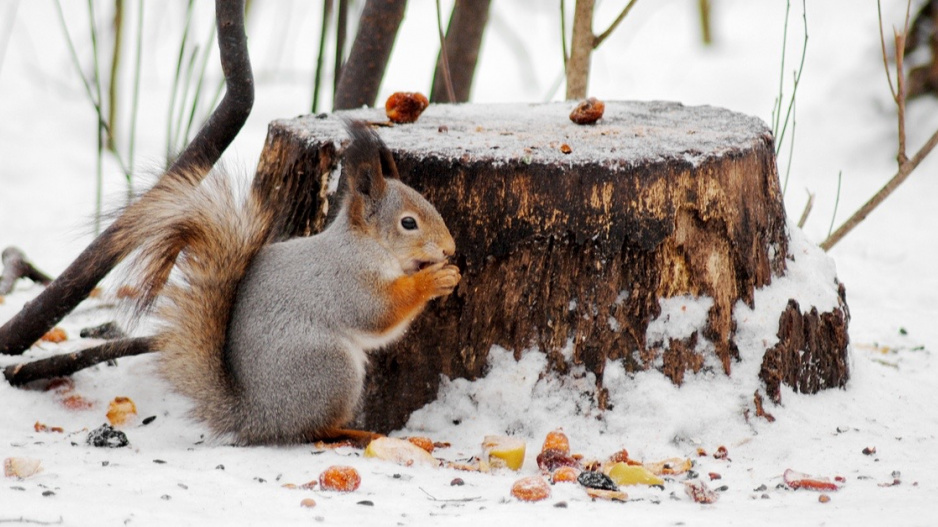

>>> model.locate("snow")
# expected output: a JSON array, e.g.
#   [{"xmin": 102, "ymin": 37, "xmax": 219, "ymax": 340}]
[
  {"xmin": 1, "ymin": 0, "xmax": 936, "ymax": 525},
  {"xmin": 282, "ymin": 100, "xmax": 771, "ymax": 168}
]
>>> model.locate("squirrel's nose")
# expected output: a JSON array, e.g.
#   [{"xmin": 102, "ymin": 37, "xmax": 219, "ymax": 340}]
[{"xmin": 441, "ymin": 234, "xmax": 456, "ymax": 258}]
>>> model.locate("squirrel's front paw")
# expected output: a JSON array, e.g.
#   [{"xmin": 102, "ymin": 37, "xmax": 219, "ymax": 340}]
[{"xmin": 426, "ymin": 262, "xmax": 461, "ymax": 297}]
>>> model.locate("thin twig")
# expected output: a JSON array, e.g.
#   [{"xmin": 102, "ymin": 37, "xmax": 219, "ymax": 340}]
[
  {"xmin": 877, "ymin": 0, "xmax": 898, "ymax": 101},
  {"xmin": 418, "ymin": 487, "xmax": 482, "ymax": 503},
  {"xmin": 593, "ymin": 0, "xmax": 639, "ymax": 48},
  {"xmin": 773, "ymin": 0, "xmax": 792, "ymax": 135},
  {"xmin": 826, "ymin": 171, "xmax": 842, "ymax": 237},
  {"xmin": 560, "ymin": 0, "xmax": 568, "ymax": 67},
  {"xmin": 435, "ymin": 0, "xmax": 456, "ymax": 103},
  {"xmin": 796, "ymin": 190, "xmax": 814, "ymax": 229},
  {"xmin": 166, "ymin": 0, "xmax": 195, "ymax": 165},
  {"xmin": 0, "ymin": 517, "xmax": 64, "ymax": 525},
  {"xmin": 775, "ymin": 0, "xmax": 807, "ymax": 154},
  {"xmin": 820, "ymin": 128, "xmax": 938, "ymax": 251},
  {"xmin": 107, "ymin": 0, "xmax": 123, "ymax": 152},
  {"xmin": 312, "ymin": 0, "xmax": 332, "ymax": 113},
  {"xmin": 126, "ymin": 0, "xmax": 144, "ymax": 197}
]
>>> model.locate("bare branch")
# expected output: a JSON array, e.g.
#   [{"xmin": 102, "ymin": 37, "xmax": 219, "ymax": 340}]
[
  {"xmin": 4, "ymin": 337, "xmax": 154, "ymax": 386},
  {"xmin": 821, "ymin": 128, "xmax": 938, "ymax": 251},
  {"xmin": 0, "ymin": 0, "xmax": 253, "ymax": 355},
  {"xmin": 593, "ymin": 0, "xmax": 639, "ymax": 49},
  {"xmin": 877, "ymin": 0, "xmax": 898, "ymax": 101}
]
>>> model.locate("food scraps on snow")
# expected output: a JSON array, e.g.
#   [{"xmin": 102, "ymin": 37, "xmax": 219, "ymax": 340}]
[
  {"xmin": 319, "ymin": 465, "xmax": 361, "ymax": 492},
  {"xmin": 783, "ymin": 469, "xmax": 842, "ymax": 491},
  {"xmin": 4, "ymin": 457, "xmax": 42, "ymax": 479}
]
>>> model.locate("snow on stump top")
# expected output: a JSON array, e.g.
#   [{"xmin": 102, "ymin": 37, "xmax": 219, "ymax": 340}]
[{"xmin": 254, "ymin": 101, "xmax": 850, "ymax": 433}]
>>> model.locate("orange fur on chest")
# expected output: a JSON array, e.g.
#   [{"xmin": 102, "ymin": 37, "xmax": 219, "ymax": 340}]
[{"xmin": 376, "ymin": 272, "xmax": 437, "ymax": 335}]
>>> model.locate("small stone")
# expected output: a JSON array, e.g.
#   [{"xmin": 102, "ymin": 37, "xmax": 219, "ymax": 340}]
[{"xmin": 86, "ymin": 424, "xmax": 129, "ymax": 448}]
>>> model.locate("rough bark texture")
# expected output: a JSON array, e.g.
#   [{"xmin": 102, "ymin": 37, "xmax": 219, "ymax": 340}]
[
  {"xmin": 253, "ymin": 101, "xmax": 850, "ymax": 433},
  {"xmin": 760, "ymin": 284, "xmax": 850, "ymax": 403}
]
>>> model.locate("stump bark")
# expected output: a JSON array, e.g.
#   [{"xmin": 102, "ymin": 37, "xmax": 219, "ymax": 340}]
[{"xmin": 253, "ymin": 101, "xmax": 851, "ymax": 433}]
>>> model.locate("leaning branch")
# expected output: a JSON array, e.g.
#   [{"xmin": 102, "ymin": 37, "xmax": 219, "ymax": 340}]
[
  {"xmin": 0, "ymin": 0, "xmax": 253, "ymax": 355},
  {"xmin": 3, "ymin": 337, "xmax": 154, "ymax": 386},
  {"xmin": 430, "ymin": 0, "xmax": 491, "ymax": 103}
]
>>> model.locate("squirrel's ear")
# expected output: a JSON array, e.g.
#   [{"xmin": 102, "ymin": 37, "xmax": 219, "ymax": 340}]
[
  {"xmin": 343, "ymin": 120, "xmax": 389, "ymax": 227},
  {"xmin": 379, "ymin": 145, "xmax": 400, "ymax": 180}
]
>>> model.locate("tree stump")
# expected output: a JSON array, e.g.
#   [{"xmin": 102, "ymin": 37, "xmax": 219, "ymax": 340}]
[{"xmin": 253, "ymin": 101, "xmax": 850, "ymax": 433}]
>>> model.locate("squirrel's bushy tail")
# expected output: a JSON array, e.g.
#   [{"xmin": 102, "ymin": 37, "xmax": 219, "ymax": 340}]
[{"xmin": 121, "ymin": 167, "xmax": 274, "ymax": 437}]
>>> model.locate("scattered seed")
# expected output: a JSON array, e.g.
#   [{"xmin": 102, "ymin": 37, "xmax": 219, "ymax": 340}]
[
  {"xmin": 357, "ymin": 500, "xmax": 374, "ymax": 506},
  {"xmin": 142, "ymin": 416, "xmax": 157, "ymax": 425},
  {"xmin": 451, "ymin": 478, "xmax": 465, "ymax": 486}
]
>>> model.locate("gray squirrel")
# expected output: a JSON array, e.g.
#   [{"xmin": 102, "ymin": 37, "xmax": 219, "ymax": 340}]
[{"xmin": 121, "ymin": 121, "xmax": 460, "ymax": 445}]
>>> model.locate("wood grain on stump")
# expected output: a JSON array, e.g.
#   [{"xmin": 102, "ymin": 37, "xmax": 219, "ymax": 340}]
[{"xmin": 253, "ymin": 101, "xmax": 850, "ymax": 432}]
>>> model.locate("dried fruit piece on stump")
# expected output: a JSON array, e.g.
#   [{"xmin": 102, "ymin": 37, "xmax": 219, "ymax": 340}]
[
  {"xmin": 783, "ymin": 469, "xmax": 841, "ymax": 491},
  {"xmin": 481, "ymin": 435, "xmax": 526, "ymax": 471},
  {"xmin": 541, "ymin": 429, "xmax": 570, "ymax": 454},
  {"xmin": 364, "ymin": 437, "xmax": 437, "ymax": 467},
  {"xmin": 569, "ymin": 97, "xmax": 605, "ymax": 124},
  {"xmin": 40, "ymin": 327, "xmax": 67, "ymax": 343},
  {"xmin": 107, "ymin": 396, "xmax": 138, "ymax": 426},
  {"xmin": 606, "ymin": 463, "xmax": 665, "ymax": 486},
  {"xmin": 386, "ymin": 92, "xmax": 429, "ymax": 124},
  {"xmin": 551, "ymin": 466, "xmax": 581, "ymax": 483},
  {"xmin": 559, "ymin": 143, "xmax": 572, "ymax": 154},
  {"xmin": 819, "ymin": 494, "xmax": 831, "ymax": 503},
  {"xmin": 713, "ymin": 446, "xmax": 730, "ymax": 460},
  {"xmin": 300, "ymin": 498, "xmax": 317, "ymax": 508},
  {"xmin": 684, "ymin": 479, "xmax": 719, "ymax": 504},
  {"xmin": 577, "ymin": 471, "xmax": 618, "ymax": 491},
  {"xmin": 4, "ymin": 457, "xmax": 42, "ymax": 479},
  {"xmin": 319, "ymin": 466, "xmax": 361, "ymax": 492},
  {"xmin": 510, "ymin": 475, "xmax": 551, "ymax": 502}
]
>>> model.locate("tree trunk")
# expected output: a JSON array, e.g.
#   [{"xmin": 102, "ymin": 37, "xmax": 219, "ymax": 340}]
[
  {"xmin": 430, "ymin": 0, "xmax": 492, "ymax": 103},
  {"xmin": 253, "ymin": 101, "xmax": 851, "ymax": 433},
  {"xmin": 333, "ymin": 0, "xmax": 407, "ymax": 110}
]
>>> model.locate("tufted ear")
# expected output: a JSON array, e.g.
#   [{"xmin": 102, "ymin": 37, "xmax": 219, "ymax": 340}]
[{"xmin": 343, "ymin": 120, "xmax": 388, "ymax": 204}]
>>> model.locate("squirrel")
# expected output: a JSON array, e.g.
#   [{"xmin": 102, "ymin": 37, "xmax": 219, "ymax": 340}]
[{"xmin": 120, "ymin": 120, "xmax": 460, "ymax": 445}]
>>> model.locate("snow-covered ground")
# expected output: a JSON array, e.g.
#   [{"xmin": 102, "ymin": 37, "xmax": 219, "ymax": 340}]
[{"xmin": 1, "ymin": 1, "xmax": 935, "ymax": 525}]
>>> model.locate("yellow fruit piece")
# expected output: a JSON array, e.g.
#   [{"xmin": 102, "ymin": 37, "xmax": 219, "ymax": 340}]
[
  {"xmin": 606, "ymin": 462, "xmax": 665, "ymax": 486},
  {"xmin": 364, "ymin": 437, "xmax": 438, "ymax": 467},
  {"xmin": 481, "ymin": 435, "xmax": 526, "ymax": 471}
]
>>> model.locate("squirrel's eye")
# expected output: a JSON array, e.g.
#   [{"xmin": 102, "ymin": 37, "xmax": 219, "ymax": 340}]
[{"xmin": 401, "ymin": 216, "xmax": 418, "ymax": 230}]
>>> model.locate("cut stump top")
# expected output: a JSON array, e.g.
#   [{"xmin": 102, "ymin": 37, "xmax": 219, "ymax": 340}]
[{"xmin": 273, "ymin": 100, "xmax": 773, "ymax": 169}]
